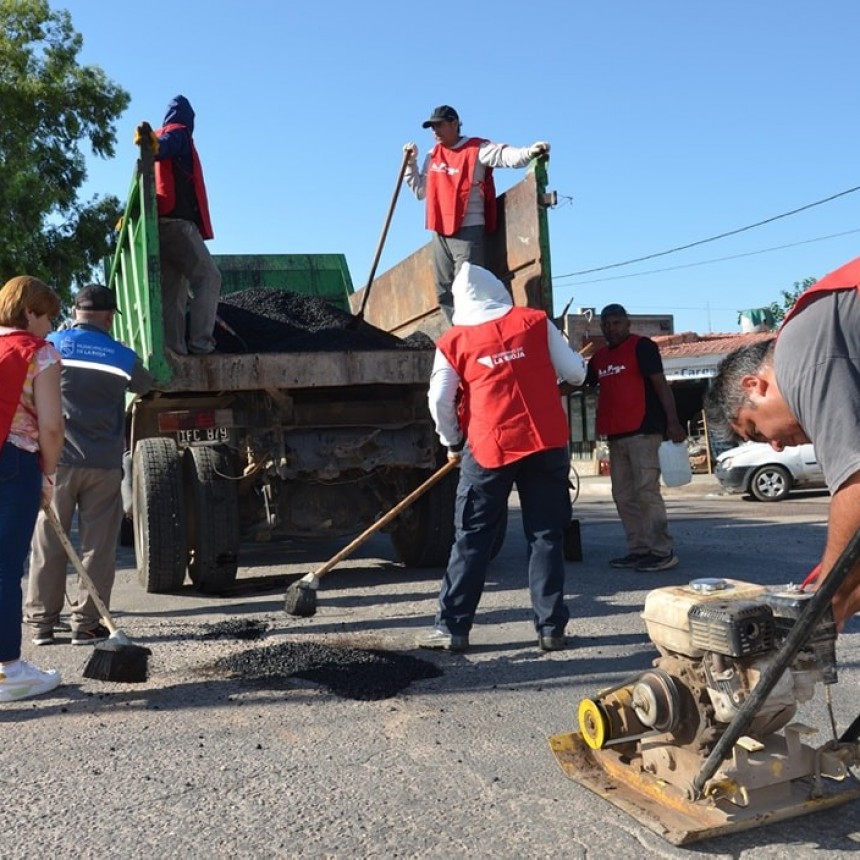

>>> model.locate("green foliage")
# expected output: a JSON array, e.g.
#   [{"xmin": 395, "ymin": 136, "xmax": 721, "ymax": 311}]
[
  {"xmin": 0, "ymin": 0, "xmax": 130, "ymax": 303},
  {"xmin": 766, "ymin": 277, "xmax": 817, "ymax": 323}
]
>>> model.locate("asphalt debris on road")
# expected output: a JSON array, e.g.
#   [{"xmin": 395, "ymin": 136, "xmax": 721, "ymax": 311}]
[
  {"xmin": 199, "ymin": 618, "xmax": 269, "ymax": 641},
  {"xmin": 215, "ymin": 640, "xmax": 443, "ymax": 700},
  {"xmin": 214, "ymin": 288, "xmax": 432, "ymax": 353}
]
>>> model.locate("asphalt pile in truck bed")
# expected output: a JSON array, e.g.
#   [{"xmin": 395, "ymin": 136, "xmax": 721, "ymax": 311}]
[{"xmin": 213, "ymin": 288, "xmax": 434, "ymax": 353}]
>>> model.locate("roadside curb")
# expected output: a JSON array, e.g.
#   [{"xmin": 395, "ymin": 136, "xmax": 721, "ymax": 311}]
[{"xmin": 577, "ymin": 474, "xmax": 723, "ymax": 498}]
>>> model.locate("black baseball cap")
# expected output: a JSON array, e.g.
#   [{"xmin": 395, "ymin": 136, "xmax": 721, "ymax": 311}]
[
  {"xmin": 422, "ymin": 105, "xmax": 459, "ymax": 128},
  {"xmin": 74, "ymin": 284, "xmax": 121, "ymax": 313},
  {"xmin": 600, "ymin": 303, "xmax": 628, "ymax": 320}
]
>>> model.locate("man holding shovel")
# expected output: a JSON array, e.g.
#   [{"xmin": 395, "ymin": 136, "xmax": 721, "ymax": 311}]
[
  {"xmin": 26, "ymin": 285, "xmax": 151, "ymax": 646},
  {"xmin": 417, "ymin": 263, "xmax": 586, "ymax": 652},
  {"xmin": 403, "ymin": 105, "xmax": 550, "ymax": 321}
]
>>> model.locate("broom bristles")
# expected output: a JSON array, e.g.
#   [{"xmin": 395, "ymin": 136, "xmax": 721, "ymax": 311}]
[
  {"xmin": 284, "ymin": 581, "xmax": 318, "ymax": 617},
  {"xmin": 83, "ymin": 641, "xmax": 151, "ymax": 683}
]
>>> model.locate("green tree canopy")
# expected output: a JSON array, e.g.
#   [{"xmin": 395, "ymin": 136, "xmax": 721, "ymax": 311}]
[
  {"xmin": 767, "ymin": 277, "xmax": 816, "ymax": 323},
  {"xmin": 0, "ymin": 0, "xmax": 129, "ymax": 304}
]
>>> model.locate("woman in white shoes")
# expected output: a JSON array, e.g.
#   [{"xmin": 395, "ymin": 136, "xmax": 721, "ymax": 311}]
[{"xmin": 0, "ymin": 277, "xmax": 64, "ymax": 702}]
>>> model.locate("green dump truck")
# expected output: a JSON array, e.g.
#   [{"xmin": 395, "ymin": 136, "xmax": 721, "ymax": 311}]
[{"xmin": 109, "ymin": 139, "xmax": 555, "ymax": 595}]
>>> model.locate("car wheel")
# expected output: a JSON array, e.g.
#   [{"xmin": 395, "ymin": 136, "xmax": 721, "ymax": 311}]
[{"xmin": 749, "ymin": 465, "xmax": 791, "ymax": 502}]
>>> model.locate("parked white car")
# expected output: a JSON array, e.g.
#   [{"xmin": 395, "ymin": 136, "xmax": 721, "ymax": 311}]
[{"xmin": 715, "ymin": 442, "xmax": 826, "ymax": 502}]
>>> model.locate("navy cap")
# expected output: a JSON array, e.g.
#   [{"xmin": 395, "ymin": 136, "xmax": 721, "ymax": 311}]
[
  {"xmin": 74, "ymin": 284, "xmax": 121, "ymax": 313},
  {"xmin": 422, "ymin": 105, "xmax": 459, "ymax": 128}
]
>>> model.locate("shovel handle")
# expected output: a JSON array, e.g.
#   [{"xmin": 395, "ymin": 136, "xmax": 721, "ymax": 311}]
[
  {"xmin": 356, "ymin": 147, "xmax": 412, "ymax": 318},
  {"xmin": 42, "ymin": 503, "xmax": 119, "ymax": 636},
  {"xmin": 310, "ymin": 458, "xmax": 459, "ymax": 581}
]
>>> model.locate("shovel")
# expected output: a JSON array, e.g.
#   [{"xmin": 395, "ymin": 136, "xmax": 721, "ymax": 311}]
[
  {"xmin": 349, "ymin": 147, "xmax": 412, "ymax": 328},
  {"xmin": 285, "ymin": 459, "xmax": 459, "ymax": 616}
]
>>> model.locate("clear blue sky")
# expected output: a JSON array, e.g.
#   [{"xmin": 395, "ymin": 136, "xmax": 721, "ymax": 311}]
[{"xmin": 56, "ymin": 0, "xmax": 859, "ymax": 334}]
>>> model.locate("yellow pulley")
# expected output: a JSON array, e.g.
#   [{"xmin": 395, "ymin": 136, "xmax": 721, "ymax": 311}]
[{"xmin": 578, "ymin": 697, "xmax": 611, "ymax": 750}]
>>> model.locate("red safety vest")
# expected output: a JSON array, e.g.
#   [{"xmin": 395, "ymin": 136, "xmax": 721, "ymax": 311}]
[
  {"xmin": 781, "ymin": 255, "xmax": 860, "ymax": 328},
  {"xmin": 0, "ymin": 331, "xmax": 44, "ymax": 447},
  {"xmin": 154, "ymin": 122, "xmax": 214, "ymax": 240},
  {"xmin": 437, "ymin": 307, "xmax": 568, "ymax": 468},
  {"xmin": 425, "ymin": 137, "xmax": 497, "ymax": 236},
  {"xmin": 590, "ymin": 335, "xmax": 646, "ymax": 436}
]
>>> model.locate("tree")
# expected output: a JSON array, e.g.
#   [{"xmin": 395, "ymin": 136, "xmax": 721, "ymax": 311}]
[
  {"xmin": 767, "ymin": 277, "xmax": 816, "ymax": 323},
  {"xmin": 0, "ymin": 0, "xmax": 130, "ymax": 303}
]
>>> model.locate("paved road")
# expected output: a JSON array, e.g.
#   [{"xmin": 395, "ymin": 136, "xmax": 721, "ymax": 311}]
[{"xmin": 3, "ymin": 480, "xmax": 859, "ymax": 858}]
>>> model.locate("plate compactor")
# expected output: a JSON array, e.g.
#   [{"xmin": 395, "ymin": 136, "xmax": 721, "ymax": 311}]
[{"xmin": 550, "ymin": 577, "xmax": 860, "ymax": 845}]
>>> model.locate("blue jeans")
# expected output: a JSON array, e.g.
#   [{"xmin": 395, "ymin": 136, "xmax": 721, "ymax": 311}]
[
  {"xmin": 435, "ymin": 446, "xmax": 571, "ymax": 637},
  {"xmin": 0, "ymin": 443, "xmax": 42, "ymax": 661}
]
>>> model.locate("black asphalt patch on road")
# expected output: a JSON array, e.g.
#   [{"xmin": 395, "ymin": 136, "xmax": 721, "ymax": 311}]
[
  {"xmin": 215, "ymin": 641, "xmax": 443, "ymax": 700},
  {"xmin": 199, "ymin": 619, "xmax": 269, "ymax": 641}
]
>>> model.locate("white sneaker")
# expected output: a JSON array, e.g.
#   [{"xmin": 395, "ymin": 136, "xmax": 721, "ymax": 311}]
[{"xmin": 0, "ymin": 660, "xmax": 61, "ymax": 702}]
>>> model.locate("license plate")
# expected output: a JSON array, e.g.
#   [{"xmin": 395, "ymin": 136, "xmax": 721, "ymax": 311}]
[{"xmin": 177, "ymin": 427, "xmax": 229, "ymax": 444}]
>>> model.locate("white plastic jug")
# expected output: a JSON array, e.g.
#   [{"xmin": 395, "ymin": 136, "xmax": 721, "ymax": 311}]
[{"xmin": 659, "ymin": 441, "xmax": 692, "ymax": 487}]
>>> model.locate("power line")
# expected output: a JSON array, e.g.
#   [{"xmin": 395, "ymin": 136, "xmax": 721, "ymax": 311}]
[
  {"xmin": 552, "ymin": 227, "xmax": 860, "ymax": 287},
  {"xmin": 553, "ymin": 184, "xmax": 860, "ymax": 279}
]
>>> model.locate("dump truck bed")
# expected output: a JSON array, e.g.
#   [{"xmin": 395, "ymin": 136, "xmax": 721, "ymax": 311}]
[
  {"xmin": 350, "ymin": 160, "xmax": 554, "ymax": 338},
  {"xmin": 156, "ymin": 348, "xmax": 433, "ymax": 394}
]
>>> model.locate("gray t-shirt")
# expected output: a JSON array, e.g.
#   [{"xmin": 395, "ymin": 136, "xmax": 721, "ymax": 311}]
[{"xmin": 775, "ymin": 288, "xmax": 860, "ymax": 493}]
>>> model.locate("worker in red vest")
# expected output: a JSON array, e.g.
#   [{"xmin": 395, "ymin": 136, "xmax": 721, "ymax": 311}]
[
  {"xmin": 403, "ymin": 105, "xmax": 549, "ymax": 321},
  {"xmin": 706, "ymin": 255, "xmax": 860, "ymax": 631},
  {"xmin": 417, "ymin": 263, "xmax": 586, "ymax": 653},
  {"xmin": 586, "ymin": 304, "xmax": 686, "ymax": 573},
  {"xmin": 135, "ymin": 95, "xmax": 221, "ymax": 355}
]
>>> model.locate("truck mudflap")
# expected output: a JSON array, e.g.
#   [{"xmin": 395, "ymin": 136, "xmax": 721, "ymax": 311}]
[{"xmin": 183, "ymin": 445, "xmax": 240, "ymax": 593}]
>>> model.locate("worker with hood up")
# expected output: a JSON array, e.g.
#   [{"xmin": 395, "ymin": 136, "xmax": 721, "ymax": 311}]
[
  {"xmin": 418, "ymin": 263, "xmax": 586, "ymax": 653},
  {"xmin": 136, "ymin": 95, "xmax": 221, "ymax": 355}
]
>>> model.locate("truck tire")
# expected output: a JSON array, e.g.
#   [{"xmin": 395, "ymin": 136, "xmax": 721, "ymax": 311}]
[
  {"xmin": 390, "ymin": 468, "xmax": 457, "ymax": 568},
  {"xmin": 133, "ymin": 437, "xmax": 188, "ymax": 593},
  {"xmin": 183, "ymin": 445, "xmax": 240, "ymax": 594}
]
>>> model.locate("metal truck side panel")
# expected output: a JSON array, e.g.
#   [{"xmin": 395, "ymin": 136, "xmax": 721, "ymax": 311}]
[{"xmin": 349, "ymin": 160, "xmax": 554, "ymax": 338}]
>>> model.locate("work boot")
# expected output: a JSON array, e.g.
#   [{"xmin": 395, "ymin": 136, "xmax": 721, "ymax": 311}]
[
  {"xmin": 416, "ymin": 628, "xmax": 469, "ymax": 652},
  {"xmin": 538, "ymin": 634, "xmax": 569, "ymax": 652}
]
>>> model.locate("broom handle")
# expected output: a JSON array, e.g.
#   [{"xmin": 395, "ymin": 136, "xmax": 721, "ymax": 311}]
[
  {"xmin": 42, "ymin": 503, "xmax": 119, "ymax": 636},
  {"xmin": 312, "ymin": 459, "xmax": 459, "ymax": 580}
]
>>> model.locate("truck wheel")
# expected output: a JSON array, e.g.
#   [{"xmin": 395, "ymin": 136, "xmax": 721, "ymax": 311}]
[
  {"xmin": 183, "ymin": 446, "xmax": 240, "ymax": 593},
  {"xmin": 133, "ymin": 438, "xmax": 188, "ymax": 593},
  {"xmin": 390, "ymin": 468, "xmax": 457, "ymax": 568}
]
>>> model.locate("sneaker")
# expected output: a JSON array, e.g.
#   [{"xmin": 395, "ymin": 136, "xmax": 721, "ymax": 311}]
[
  {"xmin": 636, "ymin": 552, "xmax": 680, "ymax": 572},
  {"xmin": 71, "ymin": 624, "xmax": 110, "ymax": 646},
  {"xmin": 0, "ymin": 660, "xmax": 61, "ymax": 702},
  {"xmin": 538, "ymin": 634, "xmax": 568, "ymax": 652},
  {"xmin": 31, "ymin": 629, "xmax": 55, "ymax": 647},
  {"xmin": 609, "ymin": 552, "xmax": 649, "ymax": 569},
  {"xmin": 416, "ymin": 628, "xmax": 469, "ymax": 652}
]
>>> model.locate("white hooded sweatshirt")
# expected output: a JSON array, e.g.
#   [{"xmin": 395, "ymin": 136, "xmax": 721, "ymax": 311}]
[{"xmin": 428, "ymin": 263, "xmax": 586, "ymax": 450}]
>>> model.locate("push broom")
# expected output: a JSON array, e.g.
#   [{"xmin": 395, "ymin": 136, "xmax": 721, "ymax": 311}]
[
  {"xmin": 42, "ymin": 503, "xmax": 150, "ymax": 683},
  {"xmin": 285, "ymin": 459, "xmax": 458, "ymax": 617}
]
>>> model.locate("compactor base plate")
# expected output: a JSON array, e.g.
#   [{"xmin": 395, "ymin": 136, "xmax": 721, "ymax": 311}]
[{"xmin": 549, "ymin": 731, "xmax": 860, "ymax": 846}]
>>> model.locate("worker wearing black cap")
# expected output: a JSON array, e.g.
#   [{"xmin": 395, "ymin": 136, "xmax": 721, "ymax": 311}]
[
  {"xmin": 585, "ymin": 304, "xmax": 686, "ymax": 573},
  {"xmin": 403, "ymin": 105, "xmax": 550, "ymax": 321},
  {"xmin": 25, "ymin": 285, "xmax": 152, "ymax": 647}
]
